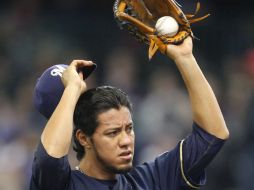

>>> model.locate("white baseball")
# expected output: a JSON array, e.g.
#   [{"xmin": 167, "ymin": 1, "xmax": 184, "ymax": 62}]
[{"xmin": 155, "ymin": 16, "xmax": 179, "ymax": 37}]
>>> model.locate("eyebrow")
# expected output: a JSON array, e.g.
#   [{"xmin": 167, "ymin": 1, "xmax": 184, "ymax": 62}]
[
  {"xmin": 100, "ymin": 121, "xmax": 133, "ymax": 126},
  {"xmin": 102, "ymin": 122, "xmax": 133, "ymax": 132}
]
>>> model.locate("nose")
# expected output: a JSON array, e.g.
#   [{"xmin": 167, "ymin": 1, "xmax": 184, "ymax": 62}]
[{"xmin": 118, "ymin": 131, "xmax": 133, "ymax": 147}]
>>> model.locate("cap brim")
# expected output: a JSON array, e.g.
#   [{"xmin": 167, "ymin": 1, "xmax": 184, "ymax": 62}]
[{"xmin": 80, "ymin": 63, "xmax": 97, "ymax": 79}]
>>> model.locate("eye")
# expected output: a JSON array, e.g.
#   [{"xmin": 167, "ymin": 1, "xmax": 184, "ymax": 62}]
[
  {"xmin": 126, "ymin": 125, "xmax": 133, "ymax": 134},
  {"xmin": 107, "ymin": 130, "xmax": 119, "ymax": 137}
]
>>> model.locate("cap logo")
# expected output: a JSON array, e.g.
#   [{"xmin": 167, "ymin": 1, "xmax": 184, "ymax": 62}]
[{"xmin": 50, "ymin": 65, "xmax": 66, "ymax": 77}]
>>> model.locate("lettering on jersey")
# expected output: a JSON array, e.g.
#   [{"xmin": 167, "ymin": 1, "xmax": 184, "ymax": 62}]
[{"xmin": 51, "ymin": 65, "xmax": 66, "ymax": 77}]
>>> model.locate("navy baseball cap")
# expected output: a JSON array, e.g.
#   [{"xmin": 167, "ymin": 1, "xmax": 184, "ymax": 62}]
[{"xmin": 33, "ymin": 63, "xmax": 96, "ymax": 119}]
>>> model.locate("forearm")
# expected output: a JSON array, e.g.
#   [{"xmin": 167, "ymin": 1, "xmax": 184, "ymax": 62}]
[
  {"xmin": 41, "ymin": 85, "xmax": 81, "ymax": 158},
  {"xmin": 174, "ymin": 54, "xmax": 229, "ymax": 139}
]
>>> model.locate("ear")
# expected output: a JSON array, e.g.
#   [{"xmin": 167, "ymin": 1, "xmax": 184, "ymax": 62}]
[{"xmin": 75, "ymin": 129, "xmax": 92, "ymax": 149}]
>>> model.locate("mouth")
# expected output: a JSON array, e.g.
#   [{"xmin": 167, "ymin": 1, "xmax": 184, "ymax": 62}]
[{"xmin": 119, "ymin": 151, "xmax": 132, "ymax": 161}]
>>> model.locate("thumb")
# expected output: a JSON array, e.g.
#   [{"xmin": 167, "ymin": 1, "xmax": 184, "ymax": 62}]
[{"xmin": 78, "ymin": 71, "xmax": 84, "ymax": 80}]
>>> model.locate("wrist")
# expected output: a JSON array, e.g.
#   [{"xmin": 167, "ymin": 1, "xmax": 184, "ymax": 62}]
[
  {"xmin": 173, "ymin": 54, "xmax": 195, "ymax": 65},
  {"xmin": 64, "ymin": 83, "xmax": 84, "ymax": 100}
]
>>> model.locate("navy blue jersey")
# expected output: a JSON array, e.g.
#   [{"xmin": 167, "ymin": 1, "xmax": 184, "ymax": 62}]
[{"xmin": 30, "ymin": 123, "xmax": 225, "ymax": 190}]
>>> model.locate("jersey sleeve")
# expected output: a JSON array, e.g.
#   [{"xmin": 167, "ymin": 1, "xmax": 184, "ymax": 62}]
[
  {"xmin": 179, "ymin": 123, "xmax": 226, "ymax": 188},
  {"xmin": 128, "ymin": 122, "xmax": 226, "ymax": 190},
  {"xmin": 30, "ymin": 141, "xmax": 71, "ymax": 190}
]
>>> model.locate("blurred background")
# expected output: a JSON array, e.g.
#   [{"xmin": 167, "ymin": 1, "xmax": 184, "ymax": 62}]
[{"xmin": 0, "ymin": 0, "xmax": 254, "ymax": 189}]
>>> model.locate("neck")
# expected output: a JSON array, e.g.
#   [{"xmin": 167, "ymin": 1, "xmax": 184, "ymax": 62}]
[{"xmin": 78, "ymin": 156, "xmax": 116, "ymax": 180}]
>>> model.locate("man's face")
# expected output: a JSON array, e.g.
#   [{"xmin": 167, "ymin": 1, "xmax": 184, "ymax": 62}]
[{"xmin": 91, "ymin": 106, "xmax": 135, "ymax": 174}]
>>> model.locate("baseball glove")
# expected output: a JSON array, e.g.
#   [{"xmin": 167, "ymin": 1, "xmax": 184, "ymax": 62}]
[{"xmin": 113, "ymin": 0, "xmax": 210, "ymax": 59}]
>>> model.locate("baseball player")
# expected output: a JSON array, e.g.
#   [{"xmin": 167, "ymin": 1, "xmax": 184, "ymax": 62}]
[{"xmin": 30, "ymin": 37, "xmax": 229, "ymax": 190}]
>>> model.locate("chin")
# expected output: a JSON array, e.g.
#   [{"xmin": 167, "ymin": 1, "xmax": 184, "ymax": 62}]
[
  {"xmin": 107, "ymin": 164, "xmax": 133, "ymax": 174},
  {"xmin": 115, "ymin": 166, "xmax": 133, "ymax": 174}
]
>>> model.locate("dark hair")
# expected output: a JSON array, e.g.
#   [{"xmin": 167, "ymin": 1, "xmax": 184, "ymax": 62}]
[{"xmin": 73, "ymin": 86, "xmax": 133, "ymax": 160}]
